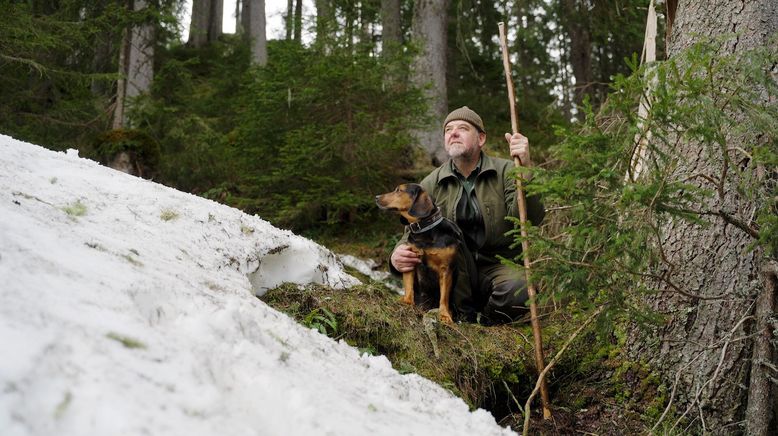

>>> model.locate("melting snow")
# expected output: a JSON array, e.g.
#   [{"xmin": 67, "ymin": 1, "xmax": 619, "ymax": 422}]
[{"xmin": 0, "ymin": 135, "xmax": 515, "ymax": 436}]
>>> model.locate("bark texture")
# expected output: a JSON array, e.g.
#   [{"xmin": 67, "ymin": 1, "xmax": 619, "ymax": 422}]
[
  {"xmin": 315, "ymin": 0, "xmax": 335, "ymax": 47},
  {"xmin": 113, "ymin": 0, "xmax": 155, "ymax": 129},
  {"xmin": 380, "ymin": 0, "xmax": 402, "ymax": 85},
  {"xmin": 293, "ymin": 0, "xmax": 303, "ymax": 43},
  {"xmin": 125, "ymin": 0, "xmax": 154, "ymax": 104},
  {"xmin": 561, "ymin": 0, "xmax": 593, "ymax": 108},
  {"xmin": 208, "ymin": 0, "xmax": 224, "ymax": 43},
  {"xmin": 410, "ymin": 0, "xmax": 449, "ymax": 166},
  {"xmin": 381, "ymin": 0, "xmax": 401, "ymax": 52},
  {"xmin": 247, "ymin": 0, "xmax": 267, "ymax": 66},
  {"xmin": 188, "ymin": 0, "xmax": 222, "ymax": 47},
  {"xmin": 628, "ymin": 1, "xmax": 777, "ymax": 434}
]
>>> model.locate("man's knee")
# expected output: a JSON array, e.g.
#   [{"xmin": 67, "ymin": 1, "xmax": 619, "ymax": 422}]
[{"xmin": 483, "ymin": 268, "xmax": 530, "ymax": 323}]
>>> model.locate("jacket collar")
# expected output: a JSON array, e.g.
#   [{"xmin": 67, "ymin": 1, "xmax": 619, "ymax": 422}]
[{"xmin": 437, "ymin": 151, "xmax": 498, "ymax": 183}]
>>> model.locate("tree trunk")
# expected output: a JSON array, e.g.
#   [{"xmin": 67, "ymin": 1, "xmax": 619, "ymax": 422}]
[
  {"xmin": 410, "ymin": 0, "xmax": 449, "ymax": 166},
  {"xmin": 293, "ymin": 0, "xmax": 303, "ymax": 43},
  {"xmin": 746, "ymin": 262, "xmax": 777, "ymax": 436},
  {"xmin": 247, "ymin": 0, "xmax": 267, "ymax": 66},
  {"xmin": 114, "ymin": 0, "xmax": 154, "ymax": 129},
  {"xmin": 315, "ymin": 0, "xmax": 335, "ymax": 49},
  {"xmin": 628, "ymin": 2, "xmax": 777, "ymax": 434},
  {"xmin": 241, "ymin": 0, "xmax": 250, "ymax": 36},
  {"xmin": 235, "ymin": 0, "xmax": 242, "ymax": 33},
  {"xmin": 112, "ymin": 26, "xmax": 129, "ymax": 130},
  {"xmin": 561, "ymin": 0, "xmax": 593, "ymax": 109},
  {"xmin": 208, "ymin": 0, "xmax": 223, "ymax": 42},
  {"xmin": 285, "ymin": 0, "xmax": 293, "ymax": 41},
  {"xmin": 381, "ymin": 0, "xmax": 401, "ymax": 55},
  {"xmin": 125, "ymin": 0, "xmax": 154, "ymax": 115},
  {"xmin": 380, "ymin": 0, "xmax": 402, "ymax": 86},
  {"xmin": 189, "ymin": 0, "xmax": 209, "ymax": 47},
  {"xmin": 188, "ymin": 0, "xmax": 222, "ymax": 47}
]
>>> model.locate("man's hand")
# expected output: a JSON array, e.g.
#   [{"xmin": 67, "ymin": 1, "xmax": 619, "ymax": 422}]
[
  {"xmin": 391, "ymin": 244, "xmax": 421, "ymax": 273},
  {"xmin": 505, "ymin": 132, "xmax": 532, "ymax": 167}
]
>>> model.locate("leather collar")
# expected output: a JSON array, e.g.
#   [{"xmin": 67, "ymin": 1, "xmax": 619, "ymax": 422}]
[{"xmin": 408, "ymin": 207, "xmax": 444, "ymax": 234}]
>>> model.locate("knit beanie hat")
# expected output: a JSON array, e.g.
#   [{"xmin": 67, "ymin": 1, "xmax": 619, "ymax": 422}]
[{"xmin": 443, "ymin": 106, "xmax": 485, "ymax": 133}]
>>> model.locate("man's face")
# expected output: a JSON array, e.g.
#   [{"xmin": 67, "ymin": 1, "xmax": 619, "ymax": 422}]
[{"xmin": 444, "ymin": 120, "xmax": 485, "ymax": 159}]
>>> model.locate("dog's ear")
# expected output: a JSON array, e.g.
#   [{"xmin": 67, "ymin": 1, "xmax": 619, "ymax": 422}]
[{"xmin": 409, "ymin": 188, "xmax": 434, "ymax": 218}]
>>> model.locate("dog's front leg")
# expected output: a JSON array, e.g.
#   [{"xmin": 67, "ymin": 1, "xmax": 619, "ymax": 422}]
[
  {"xmin": 401, "ymin": 270, "xmax": 415, "ymax": 305},
  {"xmin": 438, "ymin": 267, "xmax": 454, "ymax": 324}
]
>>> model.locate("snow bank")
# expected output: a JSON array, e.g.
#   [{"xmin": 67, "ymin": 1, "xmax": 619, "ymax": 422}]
[{"xmin": 0, "ymin": 135, "xmax": 515, "ymax": 436}]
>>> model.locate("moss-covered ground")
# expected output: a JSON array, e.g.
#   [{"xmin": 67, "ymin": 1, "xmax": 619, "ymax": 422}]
[{"xmin": 261, "ymin": 275, "xmax": 663, "ymax": 434}]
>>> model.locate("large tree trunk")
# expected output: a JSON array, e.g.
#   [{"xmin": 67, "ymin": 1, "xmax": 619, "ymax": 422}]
[
  {"xmin": 381, "ymin": 0, "xmax": 401, "ymax": 55},
  {"xmin": 125, "ymin": 0, "xmax": 154, "ymax": 106},
  {"xmin": 561, "ymin": 0, "xmax": 593, "ymax": 109},
  {"xmin": 410, "ymin": 0, "xmax": 448, "ymax": 166},
  {"xmin": 293, "ymin": 0, "xmax": 303, "ymax": 43},
  {"xmin": 380, "ymin": 0, "xmax": 402, "ymax": 86},
  {"xmin": 189, "ymin": 0, "xmax": 209, "ymax": 47},
  {"xmin": 628, "ymin": 2, "xmax": 777, "ymax": 434},
  {"xmin": 113, "ymin": 0, "xmax": 154, "ymax": 129},
  {"xmin": 285, "ymin": 0, "xmax": 293, "ymax": 41},
  {"xmin": 188, "ymin": 0, "xmax": 222, "ymax": 47},
  {"xmin": 244, "ymin": 0, "xmax": 267, "ymax": 66},
  {"xmin": 315, "ymin": 0, "xmax": 335, "ymax": 49},
  {"xmin": 208, "ymin": 0, "xmax": 223, "ymax": 42}
]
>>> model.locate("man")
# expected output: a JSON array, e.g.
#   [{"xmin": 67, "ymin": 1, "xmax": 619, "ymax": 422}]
[{"xmin": 390, "ymin": 106, "xmax": 544, "ymax": 324}]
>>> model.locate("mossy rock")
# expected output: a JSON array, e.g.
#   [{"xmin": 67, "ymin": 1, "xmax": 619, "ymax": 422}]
[{"xmin": 90, "ymin": 129, "xmax": 160, "ymax": 178}]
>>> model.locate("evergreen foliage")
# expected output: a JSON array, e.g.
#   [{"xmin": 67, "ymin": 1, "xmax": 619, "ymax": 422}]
[
  {"xmin": 229, "ymin": 41, "xmax": 425, "ymax": 229},
  {"xmin": 516, "ymin": 36, "xmax": 777, "ymax": 326},
  {"xmin": 0, "ymin": 0, "xmax": 179, "ymax": 150},
  {"xmin": 131, "ymin": 38, "xmax": 251, "ymax": 194},
  {"xmin": 0, "ymin": 0, "xmax": 117, "ymax": 149},
  {"xmin": 0, "ymin": 0, "xmax": 658, "ymax": 235}
]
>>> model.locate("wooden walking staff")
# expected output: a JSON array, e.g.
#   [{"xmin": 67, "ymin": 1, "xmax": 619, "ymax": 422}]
[{"xmin": 497, "ymin": 21, "xmax": 552, "ymax": 420}]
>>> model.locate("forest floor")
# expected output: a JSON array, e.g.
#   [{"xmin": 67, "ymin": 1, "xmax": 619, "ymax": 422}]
[{"xmin": 263, "ymin": 220, "xmax": 661, "ymax": 434}]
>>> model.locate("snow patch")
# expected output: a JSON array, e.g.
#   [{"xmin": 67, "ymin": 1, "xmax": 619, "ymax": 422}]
[{"xmin": 0, "ymin": 135, "xmax": 516, "ymax": 436}]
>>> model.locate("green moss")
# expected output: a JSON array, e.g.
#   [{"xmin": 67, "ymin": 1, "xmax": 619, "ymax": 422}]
[
  {"xmin": 106, "ymin": 332, "xmax": 146, "ymax": 349},
  {"xmin": 62, "ymin": 200, "xmax": 87, "ymax": 217},
  {"xmin": 262, "ymin": 282, "xmax": 535, "ymax": 411},
  {"xmin": 159, "ymin": 209, "xmax": 179, "ymax": 221},
  {"xmin": 264, "ymin": 282, "xmax": 666, "ymax": 432},
  {"xmin": 86, "ymin": 129, "xmax": 161, "ymax": 178}
]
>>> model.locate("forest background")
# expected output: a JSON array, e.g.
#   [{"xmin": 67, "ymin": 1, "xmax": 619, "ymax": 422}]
[
  {"xmin": 0, "ymin": 0, "xmax": 650, "ymax": 233},
  {"xmin": 1, "ymin": 0, "xmax": 776, "ymax": 434}
]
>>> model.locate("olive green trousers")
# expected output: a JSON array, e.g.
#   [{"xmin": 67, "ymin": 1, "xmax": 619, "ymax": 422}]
[{"xmin": 451, "ymin": 244, "xmax": 530, "ymax": 324}]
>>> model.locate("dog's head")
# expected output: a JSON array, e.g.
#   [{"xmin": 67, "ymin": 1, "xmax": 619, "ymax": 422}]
[{"xmin": 375, "ymin": 183, "xmax": 435, "ymax": 224}]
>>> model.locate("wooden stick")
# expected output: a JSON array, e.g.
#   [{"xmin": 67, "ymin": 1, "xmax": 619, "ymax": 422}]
[{"xmin": 498, "ymin": 21, "xmax": 552, "ymax": 421}]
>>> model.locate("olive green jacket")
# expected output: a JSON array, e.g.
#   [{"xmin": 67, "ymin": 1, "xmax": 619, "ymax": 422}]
[{"xmin": 393, "ymin": 152, "xmax": 545, "ymax": 269}]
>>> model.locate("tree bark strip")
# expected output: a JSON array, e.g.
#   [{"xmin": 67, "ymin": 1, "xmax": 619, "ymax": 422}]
[{"xmin": 628, "ymin": 1, "xmax": 777, "ymax": 433}]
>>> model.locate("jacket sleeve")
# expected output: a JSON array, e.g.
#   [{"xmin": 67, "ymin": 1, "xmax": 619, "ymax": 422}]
[{"xmin": 389, "ymin": 226, "xmax": 411, "ymax": 276}]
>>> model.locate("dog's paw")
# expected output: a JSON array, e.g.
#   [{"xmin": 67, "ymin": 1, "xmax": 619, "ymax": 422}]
[
  {"xmin": 400, "ymin": 296, "xmax": 414, "ymax": 305},
  {"xmin": 439, "ymin": 311, "xmax": 454, "ymax": 324}
]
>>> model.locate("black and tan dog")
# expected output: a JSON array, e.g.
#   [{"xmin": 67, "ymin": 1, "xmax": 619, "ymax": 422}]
[{"xmin": 375, "ymin": 184, "xmax": 463, "ymax": 324}]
